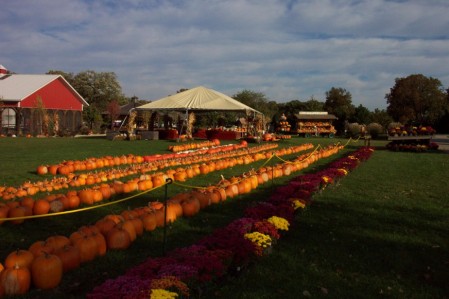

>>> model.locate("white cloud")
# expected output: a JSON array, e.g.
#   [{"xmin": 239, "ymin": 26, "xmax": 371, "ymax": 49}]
[{"xmin": 1, "ymin": 0, "xmax": 448, "ymax": 110}]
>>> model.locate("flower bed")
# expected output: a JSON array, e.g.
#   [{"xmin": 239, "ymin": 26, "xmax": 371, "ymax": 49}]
[{"xmin": 87, "ymin": 147, "xmax": 374, "ymax": 299}]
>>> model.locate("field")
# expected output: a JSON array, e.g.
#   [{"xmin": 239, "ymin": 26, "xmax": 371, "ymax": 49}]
[{"xmin": 0, "ymin": 136, "xmax": 448, "ymax": 298}]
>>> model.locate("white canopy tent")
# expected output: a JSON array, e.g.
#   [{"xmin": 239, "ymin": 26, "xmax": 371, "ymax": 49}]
[
  {"xmin": 134, "ymin": 86, "xmax": 263, "ymax": 139},
  {"xmin": 135, "ymin": 86, "xmax": 261, "ymax": 114}
]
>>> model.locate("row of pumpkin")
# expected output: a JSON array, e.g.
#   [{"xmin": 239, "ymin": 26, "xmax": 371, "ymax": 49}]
[
  {"xmin": 0, "ymin": 143, "xmax": 343, "ymax": 297},
  {"xmin": 0, "ymin": 140, "xmax": 265, "ymax": 201},
  {"xmin": 0, "ymin": 143, "xmax": 312, "ymax": 224}
]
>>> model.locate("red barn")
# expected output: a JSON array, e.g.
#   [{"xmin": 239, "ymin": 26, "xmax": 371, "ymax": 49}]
[{"xmin": 0, "ymin": 65, "xmax": 89, "ymax": 136}]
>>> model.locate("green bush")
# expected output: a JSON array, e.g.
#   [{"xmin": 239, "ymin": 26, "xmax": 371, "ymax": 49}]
[
  {"xmin": 346, "ymin": 122, "xmax": 361, "ymax": 137},
  {"xmin": 367, "ymin": 122, "xmax": 384, "ymax": 139}
]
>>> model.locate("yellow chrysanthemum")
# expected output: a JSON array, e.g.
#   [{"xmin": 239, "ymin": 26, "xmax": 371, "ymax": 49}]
[
  {"xmin": 267, "ymin": 216, "xmax": 290, "ymax": 231},
  {"xmin": 337, "ymin": 168, "xmax": 348, "ymax": 175},
  {"xmin": 322, "ymin": 176, "xmax": 332, "ymax": 183},
  {"xmin": 150, "ymin": 288, "xmax": 178, "ymax": 299},
  {"xmin": 291, "ymin": 199, "xmax": 306, "ymax": 210},
  {"xmin": 244, "ymin": 231, "xmax": 272, "ymax": 248}
]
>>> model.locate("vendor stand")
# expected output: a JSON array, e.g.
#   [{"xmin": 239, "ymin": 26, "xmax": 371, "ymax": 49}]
[
  {"xmin": 295, "ymin": 111, "xmax": 337, "ymax": 137},
  {"xmin": 134, "ymin": 86, "xmax": 263, "ymax": 141}
]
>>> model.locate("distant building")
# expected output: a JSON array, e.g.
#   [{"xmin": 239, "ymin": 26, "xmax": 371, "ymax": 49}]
[{"xmin": 0, "ymin": 65, "xmax": 89, "ymax": 136}]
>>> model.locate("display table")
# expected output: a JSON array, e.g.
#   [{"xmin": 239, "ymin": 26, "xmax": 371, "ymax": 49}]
[
  {"xmin": 138, "ymin": 130, "xmax": 159, "ymax": 140},
  {"xmin": 206, "ymin": 129, "xmax": 240, "ymax": 140},
  {"xmin": 193, "ymin": 129, "xmax": 207, "ymax": 139},
  {"xmin": 156, "ymin": 129, "xmax": 179, "ymax": 140},
  {"xmin": 295, "ymin": 112, "xmax": 337, "ymax": 137}
]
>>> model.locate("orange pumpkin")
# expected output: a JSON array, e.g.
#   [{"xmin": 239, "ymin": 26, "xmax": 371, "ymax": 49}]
[
  {"xmin": 119, "ymin": 221, "xmax": 137, "ymax": 242},
  {"xmin": 20, "ymin": 197, "xmax": 35, "ymax": 211},
  {"xmin": 140, "ymin": 212, "xmax": 157, "ymax": 231},
  {"xmin": 54, "ymin": 245, "xmax": 80, "ymax": 273},
  {"xmin": 95, "ymin": 218, "xmax": 117, "ymax": 236},
  {"xmin": 31, "ymin": 252, "xmax": 63, "ymax": 290},
  {"xmin": 91, "ymin": 232, "xmax": 107, "ymax": 257},
  {"xmin": 78, "ymin": 189, "xmax": 94, "ymax": 205},
  {"xmin": 106, "ymin": 226, "xmax": 131, "ymax": 250},
  {"xmin": 33, "ymin": 199, "xmax": 51, "ymax": 215},
  {"xmin": 45, "ymin": 235, "xmax": 71, "ymax": 252},
  {"xmin": 72, "ymin": 235, "xmax": 97, "ymax": 263},
  {"xmin": 36, "ymin": 165, "xmax": 48, "ymax": 175},
  {"xmin": 181, "ymin": 198, "xmax": 201, "ymax": 217},
  {"xmin": 0, "ymin": 264, "xmax": 31, "ymax": 295},
  {"xmin": 28, "ymin": 240, "xmax": 54, "ymax": 257},
  {"xmin": 4, "ymin": 249, "xmax": 34, "ymax": 269},
  {"xmin": 8, "ymin": 206, "xmax": 26, "ymax": 225},
  {"xmin": 0, "ymin": 205, "xmax": 9, "ymax": 225}
]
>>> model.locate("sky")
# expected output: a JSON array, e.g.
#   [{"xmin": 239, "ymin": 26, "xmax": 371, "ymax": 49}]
[{"xmin": 1, "ymin": 0, "xmax": 449, "ymax": 110}]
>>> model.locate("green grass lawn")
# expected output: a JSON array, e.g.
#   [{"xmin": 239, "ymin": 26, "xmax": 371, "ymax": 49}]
[{"xmin": 1, "ymin": 136, "xmax": 448, "ymax": 298}]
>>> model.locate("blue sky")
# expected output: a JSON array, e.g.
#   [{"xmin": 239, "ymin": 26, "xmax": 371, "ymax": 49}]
[{"xmin": 1, "ymin": 0, "xmax": 448, "ymax": 110}]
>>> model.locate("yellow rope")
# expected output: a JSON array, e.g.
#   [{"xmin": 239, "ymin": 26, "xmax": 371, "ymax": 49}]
[
  {"xmin": 258, "ymin": 152, "xmax": 276, "ymax": 168},
  {"xmin": 0, "ymin": 184, "xmax": 165, "ymax": 222},
  {"xmin": 0, "ymin": 142, "xmax": 337, "ymax": 222},
  {"xmin": 171, "ymin": 181, "xmax": 209, "ymax": 190}
]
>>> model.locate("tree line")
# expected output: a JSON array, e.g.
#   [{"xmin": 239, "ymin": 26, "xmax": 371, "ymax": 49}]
[{"xmin": 48, "ymin": 70, "xmax": 449, "ymax": 135}]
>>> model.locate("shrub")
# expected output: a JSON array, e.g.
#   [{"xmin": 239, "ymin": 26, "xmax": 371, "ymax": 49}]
[
  {"xmin": 346, "ymin": 123, "xmax": 361, "ymax": 137},
  {"xmin": 366, "ymin": 122, "xmax": 384, "ymax": 139}
]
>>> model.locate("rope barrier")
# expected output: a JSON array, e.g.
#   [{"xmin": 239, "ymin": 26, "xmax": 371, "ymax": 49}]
[
  {"xmin": 1, "ymin": 140, "xmax": 357, "ymax": 222},
  {"xmin": 0, "ymin": 184, "xmax": 166, "ymax": 222},
  {"xmin": 342, "ymin": 136, "xmax": 361, "ymax": 147}
]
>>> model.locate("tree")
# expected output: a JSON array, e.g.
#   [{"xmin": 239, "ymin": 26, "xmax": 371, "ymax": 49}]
[
  {"xmin": 370, "ymin": 108, "xmax": 393, "ymax": 129},
  {"xmin": 83, "ymin": 106, "xmax": 102, "ymax": 131},
  {"xmin": 352, "ymin": 104, "xmax": 372, "ymax": 125},
  {"xmin": 386, "ymin": 74, "xmax": 447, "ymax": 126},
  {"xmin": 233, "ymin": 90, "xmax": 277, "ymax": 120},
  {"xmin": 46, "ymin": 70, "xmax": 74, "ymax": 83},
  {"xmin": 106, "ymin": 100, "xmax": 121, "ymax": 129},
  {"xmin": 303, "ymin": 96, "xmax": 324, "ymax": 111},
  {"xmin": 71, "ymin": 70, "xmax": 124, "ymax": 112},
  {"xmin": 324, "ymin": 87, "xmax": 355, "ymax": 134}
]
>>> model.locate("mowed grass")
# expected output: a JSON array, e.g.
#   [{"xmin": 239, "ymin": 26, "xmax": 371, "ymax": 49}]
[{"xmin": 1, "ymin": 136, "xmax": 448, "ymax": 298}]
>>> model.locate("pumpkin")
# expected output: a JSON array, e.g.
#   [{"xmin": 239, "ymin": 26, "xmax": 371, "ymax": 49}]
[
  {"xmin": 49, "ymin": 200, "xmax": 64, "ymax": 213},
  {"xmin": 129, "ymin": 217, "xmax": 144, "ymax": 236},
  {"xmin": 31, "ymin": 252, "xmax": 63, "ymax": 290},
  {"xmin": 7, "ymin": 206, "xmax": 26, "ymax": 225},
  {"xmin": 95, "ymin": 218, "xmax": 117, "ymax": 236},
  {"xmin": 191, "ymin": 190, "xmax": 210, "ymax": 209},
  {"xmin": 0, "ymin": 205, "xmax": 9, "ymax": 225},
  {"xmin": 0, "ymin": 264, "xmax": 31, "ymax": 295},
  {"xmin": 119, "ymin": 220, "xmax": 137, "ymax": 242},
  {"xmin": 91, "ymin": 232, "xmax": 107, "ymax": 257},
  {"xmin": 33, "ymin": 199, "xmax": 51, "ymax": 215},
  {"xmin": 4, "ymin": 249, "xmax": 34, "ymax": 269},
  {"xmin": 78, "ymin": 189, "xmax": 94, "ymax": 205},
  {"xmin": 140, "ymin": 212, "xmax": 157, "ymax": 231},
  {"xmin": 72, "ymin": 235, "xmax": 97, "ymax": 263},
  {"xmin": 48, "ymin": 165, "xmax": 59, "ymax": 175},
  {"xmin": 54, "ymin": 245, "xmax": 80, "ymax": 273},
  {"xmin": 28, "ymin": 240, "xmax": 54, "ymax": 257},
  {"xmin": 45, "ymin": 235, "xmax": 71, "ymax": 252},
  {"xmin": 36, "ymin": 165, "xmax": 48, "ymax": 175},
  {"xmin": 103, "ymin": 214, "xmax": 125, "ymax": 224},
  {"xmin": 91, "ymin": 189, "xmax": 103, "ymax": 202},
  {"xmin": 167, "ymin": 201, "xmax": 183, "ymax": 217},
  {"xmin": 181, "ymin": 198, "xmax": 201, "ymax": 217},
  {"xmin": 98, "ymin": 184, "xmax": 112, "ymax": 200},
  {"xmin": 106, "ymin": 226, "xmax": 131, "ymax": 250},
  {"xmin": 20, "ymin": 197, "xmax": 35, "ymax": 211}
]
